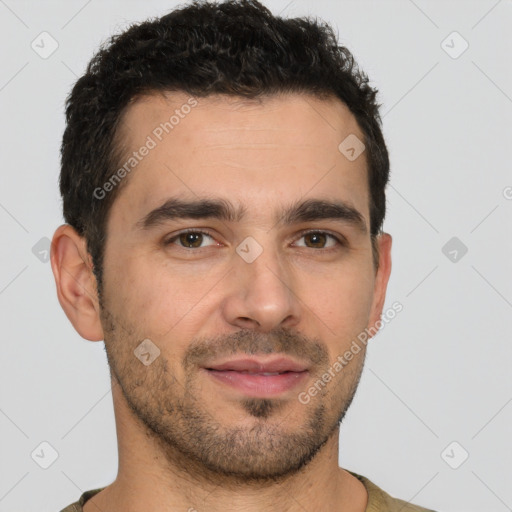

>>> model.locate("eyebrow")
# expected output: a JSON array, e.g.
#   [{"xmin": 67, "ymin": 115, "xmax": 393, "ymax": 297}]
[{"xmin": 136, "ymin": 197, "xmax": 368, "ymax": 234}]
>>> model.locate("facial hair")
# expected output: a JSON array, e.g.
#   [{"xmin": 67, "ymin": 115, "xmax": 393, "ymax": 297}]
[{"xmin": 100, "ymin": 305, "xmax": 366, "ymax": 487}]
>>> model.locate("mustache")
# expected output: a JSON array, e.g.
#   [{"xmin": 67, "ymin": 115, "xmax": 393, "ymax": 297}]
[{"xmin": 182, "ymin": 327, "xmax": 330, "ymax": 371}]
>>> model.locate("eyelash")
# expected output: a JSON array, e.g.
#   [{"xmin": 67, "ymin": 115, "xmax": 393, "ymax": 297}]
[{"xmin": 163, "ymin": 228, "xmax": 346, "ymax": 251}]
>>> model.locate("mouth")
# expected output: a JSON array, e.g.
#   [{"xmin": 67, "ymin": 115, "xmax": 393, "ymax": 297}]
[{"xmin": 202, "ymin": 356, "xmax": 310, "ymax": 398}]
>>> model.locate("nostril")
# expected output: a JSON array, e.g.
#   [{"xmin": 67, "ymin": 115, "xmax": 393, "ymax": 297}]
[{"xmin": 238, "ymin": 317, "xmax": 260, "ymax": 328}]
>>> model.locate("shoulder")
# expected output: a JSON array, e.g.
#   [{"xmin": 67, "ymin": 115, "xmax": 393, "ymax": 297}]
[
  {"xmin": 347, "ymin": 470, "xmax": 438, "ymax": 512},
  {"xmin": 59, "ymin": 488, "xmax": 106, "ymax": 512}
]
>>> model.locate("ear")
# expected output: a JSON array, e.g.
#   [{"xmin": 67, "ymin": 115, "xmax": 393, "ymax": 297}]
[
  {"xmin": 367, "ymin": 232, "xmax": 392, "ymax": 334},
  {"xmin": 50, "ymin": 224, "xmax": 104, "ymax": 341}
]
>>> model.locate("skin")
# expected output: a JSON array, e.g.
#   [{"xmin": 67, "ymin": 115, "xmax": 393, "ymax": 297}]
[{"xmin": 51, "ymin": 92, "xmax": 392, "ymax": 512}]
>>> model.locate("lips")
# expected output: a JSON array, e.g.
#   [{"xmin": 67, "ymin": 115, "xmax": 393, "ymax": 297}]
[
  {"xmin": 203, "ymin": 356, "xmax": 309, "ymax": 397},
  {"xmin": 205, "ymin": 356, "xmax": 309, "ymax": 374}
]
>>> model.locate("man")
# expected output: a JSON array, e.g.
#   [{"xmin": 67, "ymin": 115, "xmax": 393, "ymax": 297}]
[{"xmin": 51, "ymin": 1, "xmax": 436, "ymax": 510}]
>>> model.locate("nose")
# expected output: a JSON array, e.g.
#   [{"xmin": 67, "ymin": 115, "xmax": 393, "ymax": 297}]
[{"xmin": 221, "ymin": 240, "xmax": 301, "ymax": 332}]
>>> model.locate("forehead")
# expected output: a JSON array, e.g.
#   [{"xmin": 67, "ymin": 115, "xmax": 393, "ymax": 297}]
[
  {"xmin": 118, "ymin": 91, "xmax": 363, "ymax": 145},
  {"xmin": 110, "ymin": 91, "xmax": 369, "ymax": 228}
]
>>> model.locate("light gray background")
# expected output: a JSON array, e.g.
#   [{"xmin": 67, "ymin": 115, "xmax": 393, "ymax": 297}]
[{"xmin": 0, "ymin": 1, "xmax": 511, "ymax": 511}]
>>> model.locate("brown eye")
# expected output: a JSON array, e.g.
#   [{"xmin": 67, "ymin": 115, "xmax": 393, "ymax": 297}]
[
  {"xmin": 295, "ymin": 231, "xmax": 342, "ymax": 249},
  {"xmin": 165, "ymin": 230, "xmax": 217, "ymax": 248},
  {"xmin": 304, "ymin": 232, "xmax": 328, "ymax": 248},
  {"xmin": 179, "ymin": 232, "xmax": 204, "ymax": 248}
]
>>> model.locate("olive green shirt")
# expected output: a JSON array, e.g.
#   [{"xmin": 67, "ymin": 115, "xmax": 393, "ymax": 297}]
[{"xmin": 60, "ymin": 470, "xmax": 436, "ymax": 511}]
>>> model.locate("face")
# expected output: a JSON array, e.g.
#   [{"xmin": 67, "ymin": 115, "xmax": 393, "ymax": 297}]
[{"xmin": 97, "ymin": 92, "xmax": 390, "ymax": 482}]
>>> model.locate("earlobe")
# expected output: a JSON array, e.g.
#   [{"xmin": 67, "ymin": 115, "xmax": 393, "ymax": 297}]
[
  {"xmin": 50, "ymin": 224, "xmax": 104, "ymax": 341},
  {"xmin": 367, "ymin": 233, "xmax": 393, "ymax": 334}
]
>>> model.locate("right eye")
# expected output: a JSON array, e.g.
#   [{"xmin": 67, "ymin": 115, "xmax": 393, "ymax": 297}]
[{"xmin": 163, "ymin": 229, "xmax": 220, "ymax": 249}]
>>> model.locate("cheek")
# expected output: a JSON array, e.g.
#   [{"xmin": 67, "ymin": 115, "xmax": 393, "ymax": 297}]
[
  {"xmin": 311, "ymin": 261, "xmax": 374, "ymax": 313},
  {"xmin": 113, "ymin": 255, "xmax": 217, "ymax": 343},
  {"xmin": 306, "ymin": 265, "xmax": 375, "ymax": 352}
]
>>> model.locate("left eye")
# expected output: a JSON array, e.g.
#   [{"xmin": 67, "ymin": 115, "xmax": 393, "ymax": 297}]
[{"xmin": 293, "ymin": 231, "xmax": 341, "ymax": 249}]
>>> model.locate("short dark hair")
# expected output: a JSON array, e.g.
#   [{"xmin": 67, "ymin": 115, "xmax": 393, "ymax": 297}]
[{"xmin": 60, "ymin": 0, "xmax": 389, "ymax": 294}]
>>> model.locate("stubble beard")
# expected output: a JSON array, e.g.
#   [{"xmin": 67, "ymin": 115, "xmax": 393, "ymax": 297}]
[{"xmin": 100, "ymin": 306, "xmax": 366, "ymax": 486}]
